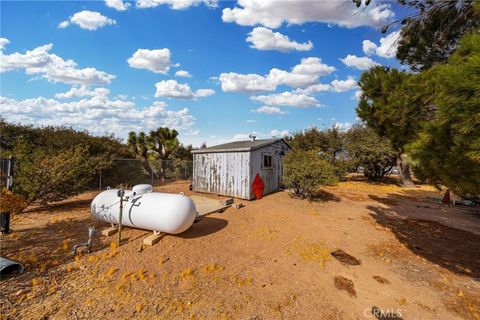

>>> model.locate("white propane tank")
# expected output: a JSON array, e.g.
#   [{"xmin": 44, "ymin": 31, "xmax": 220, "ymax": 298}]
[
  {"xmin": 91, "ymin": 186, "xmax": 197, "ymax": 234},
  {"xmin": 132, "ymin": 184, "xmax": 153, "ymax": 195}
]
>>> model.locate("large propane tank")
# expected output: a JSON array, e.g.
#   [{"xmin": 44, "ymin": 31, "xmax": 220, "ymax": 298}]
[{"xmin": 91, "ymin": 185, "xmax": 197, "ymax": 234}]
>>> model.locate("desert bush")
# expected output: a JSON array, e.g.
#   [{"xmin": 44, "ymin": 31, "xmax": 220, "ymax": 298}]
[
  {"xmin": 0, "ymin": 189, "xmax": 28, "ymax": 214},
  {"xmin": 283, "ymin": 149, "xmax": 338, "ymax": 199},
  {"xmin": 13, "ymin": 141, "xmax": 95, "ymax": 205}
]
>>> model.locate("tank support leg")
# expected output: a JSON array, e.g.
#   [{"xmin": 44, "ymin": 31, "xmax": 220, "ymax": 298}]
[{"xmin": 143, "ymin": 231, "xmax": 164, "ymax": 246}]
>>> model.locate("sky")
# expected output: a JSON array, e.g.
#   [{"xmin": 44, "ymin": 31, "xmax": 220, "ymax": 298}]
[{"xmin": 0, "ymin": 0, "xmax": 406, "ymax": 147}]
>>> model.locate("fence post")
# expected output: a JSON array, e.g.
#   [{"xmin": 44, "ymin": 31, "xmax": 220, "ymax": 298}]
[
  {"xmin": 0, "ymin": 156, "xmax": 14, "ymax": 234},
  {"xmin": 99, "ymin": 172, "xmax": 102, "ymax": 190},
  {"xmin": 151, "ymin": 167, "xmax": 154, "ymax": 186}
]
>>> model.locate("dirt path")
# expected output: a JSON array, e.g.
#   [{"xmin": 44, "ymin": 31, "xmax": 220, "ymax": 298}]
[{"xmin": 1, "ymin": 180, "xmax": 479, "ymax": 319}]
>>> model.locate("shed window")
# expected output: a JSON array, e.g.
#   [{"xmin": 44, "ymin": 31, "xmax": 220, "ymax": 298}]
[{"xmin": 262, "ymin": 153, "xmax": 273, "ymax": 169}]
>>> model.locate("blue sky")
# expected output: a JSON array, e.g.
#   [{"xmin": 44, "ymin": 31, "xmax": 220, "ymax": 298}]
[{"xmin": 0, "ymin": 0, "xmax": 404, "ymax": 146}]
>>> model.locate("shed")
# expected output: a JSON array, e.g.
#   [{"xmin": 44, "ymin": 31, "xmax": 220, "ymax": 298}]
[{"xmin": 192, "ymin": 137, "xmax": 292, "ymax": 200}]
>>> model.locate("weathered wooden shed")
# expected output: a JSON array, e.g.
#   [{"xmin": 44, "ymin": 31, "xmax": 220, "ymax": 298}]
[{"xmin": 192, "ymin": 137, "xmax": 292, "ymax": 200}]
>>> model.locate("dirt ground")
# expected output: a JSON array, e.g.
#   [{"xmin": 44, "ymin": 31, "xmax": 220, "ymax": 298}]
[{"xmin": 1, "ymin": 178, "xmax": 479, "ymax": 320}]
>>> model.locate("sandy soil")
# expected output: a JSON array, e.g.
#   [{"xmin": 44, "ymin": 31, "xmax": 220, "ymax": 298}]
[{"xmin": 1, "ymin": 178, "xmax": 479, "ymax": 320}]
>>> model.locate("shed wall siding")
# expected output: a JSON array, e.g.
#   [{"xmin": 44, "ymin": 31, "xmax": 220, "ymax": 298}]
[
  {"xmin": 249, "ymin": 141, "xmax": 290, "ymax": 198},
  {"xmin": 193, "ymin": 152, "xmax": 251, "ymax": 199}
]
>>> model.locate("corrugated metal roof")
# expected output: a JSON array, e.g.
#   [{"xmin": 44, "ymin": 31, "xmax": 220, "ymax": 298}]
[{"xmin": 192, "ymin": 138, "xmax": 291, "ymax": 153}]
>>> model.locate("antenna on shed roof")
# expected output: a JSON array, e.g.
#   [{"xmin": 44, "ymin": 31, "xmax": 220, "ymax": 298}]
[{"xmin": 249, "ymin": 133, "xmax": 256, "ymax": 141}]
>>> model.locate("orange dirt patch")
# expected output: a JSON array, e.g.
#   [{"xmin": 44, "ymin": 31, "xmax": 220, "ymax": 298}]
[{"xmin": 1, "ymin": 179, "xmax": 479, "ymax": 319}]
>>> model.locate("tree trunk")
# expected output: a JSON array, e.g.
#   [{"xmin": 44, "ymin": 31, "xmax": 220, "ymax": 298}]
[
  {"xmin": 161, "ymin": 159, "xmax": 167, "ymax": 180},
  {"xmin": 397, "ymin": 150, "xmax": 415, "ymax": 188}
]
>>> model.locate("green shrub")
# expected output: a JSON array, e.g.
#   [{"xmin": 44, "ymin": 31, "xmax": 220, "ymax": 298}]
[
  {"xmin": 283, "ymin": 149, "xmax": 338, "ymax": 199},
  {"xmin": 13, "ymin": 141, "xmax": 95, "ymax": 205}
]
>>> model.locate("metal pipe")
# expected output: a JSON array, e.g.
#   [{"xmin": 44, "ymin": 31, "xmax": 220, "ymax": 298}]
[{"xmin": 73, "ymin": 227, "xmax": 97, "ymax": 257}]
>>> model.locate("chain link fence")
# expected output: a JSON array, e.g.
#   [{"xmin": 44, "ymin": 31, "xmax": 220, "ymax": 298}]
[{"xmin": 97, "ymin": 159, "xmax": 193, "ymax": 189}]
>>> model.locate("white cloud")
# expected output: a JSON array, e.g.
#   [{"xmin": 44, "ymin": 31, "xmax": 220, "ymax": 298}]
[
  {"xmin": 59, "ymin": 11, "xmax": 116, "ymax": 31},
  {"xmin": 55, "ymin": 85, "xmax": 110, "ymax": 99},
  {"xmin": 270, "ymin": 129, "xmax": 289, "ymax": 138},
  {"xmin": 154, "ymin": 80, "xmax": 214, "ymax": 99},
  {"xmin": 340, "ymin": 54, "xmax": 379, "ymax": 70},
  {"xmin": 352, "ymin": 89, "xmax": 363, "ymax": 100},
  {"xmin": 0, "ymin": 38, "xmax": 10, "ymax": 51},
  {"xmin": 219, "ymin": 72, "xmax": 276, "ymax": 93},
  {"xmin": 136, "ymin": 0, "xmax": 216, "ymax": 9},
  {"xmin": 330, "ymin": 76, "xmax": 358, "ymax": 92},
  {"xmin": 251, "ymin": 106, "xmax": 286, "ymax": 115},
  {"xmin": 127, "ymin": 48, "xmax": 176, "ymax": 74},
  {"xmin": 363, "ymin": 31, "xmax": 400, "ymax": 59},
  {"xmin": 294, "ymin": 83, "xmax": 331, "ymax": 95},
  {"xmin": 362, "ymin": 40, "xmax": 377, "ymax": 56},
  {"xmin": 0, "ymin": 94, "xmax": 195, "ymax": 139},
  {"xmin": 246, "ymin": 119, "xmax": 256, "ymax": 123},
  {"xmin": 194, "ymin": 88, "xmax": 215, "ymax": 97},
  {"xmin": 0, "ymin": 43, "xmax": 115, "ymax": 85},
  {"xmin": 246, "ymin": 27, "xmax": 313, "ymax": 52},
  {"xmin": 105, "ymin": 0, "xmax": 131, "ymax": 11},
  {"xmin": 175, "ymin": 70, "xmax": 192, "ymax": 78},
  {"xmin": 251, "ymin": 91, "xmax": 319, "ymax": 108},
  {"xmin": 222, "ymin": 0, "xmax": 393, "ymax": 29},
  {"xmin": 219, "ymin": 57, "xmax": 335, "ymax": 93},
  {"xmin": 333, "ymin": 122, "xmax": 353, "ymax": 131}
]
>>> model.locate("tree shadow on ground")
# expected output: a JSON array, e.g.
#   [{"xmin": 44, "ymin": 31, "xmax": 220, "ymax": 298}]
[
  {"xmin": 284, "ymin": 189, "xmax": 341, "ymax": 202},
  {"xmin": 367, "ymin": 201, "xmax": 480, "ymax": 278},
  {"xmin": 177, "ymin": 217, "xmax": 228, "ymax": 239}
]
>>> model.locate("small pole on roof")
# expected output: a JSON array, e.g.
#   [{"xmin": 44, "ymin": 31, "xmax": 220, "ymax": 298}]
[{"xmin": 249, "ymin": 134, "xmax": 256, "ymax": 141}]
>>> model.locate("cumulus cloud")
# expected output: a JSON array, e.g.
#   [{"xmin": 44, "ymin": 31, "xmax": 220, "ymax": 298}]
[
  {"xmin": 127, "ymin": 48, "xmax": 176, "ymax": 74},
  {"xmin": 363, "ymin": 31, "xmax": 400, "ymax": 58},
  {"xmin": 219, "ymin": 57, "xmax": 335, "ymax": 93},
  {"xmin": 0, "ymin": 94, "xmax": 195, "ymax": 139},
  {"xmin": 175, "ymin": 70, "xmax": 192, "ymax": 78},
  {"xmin": 362, "ymin": 40, "xmax": 377, "ymax": 56},
  {"xmin": 154, "ymin": 80, "xmax": 214, "ymax": 99},
  {"xmin": 0, "ymin": 43, "xmax": 115, "ymax": 85},
  {"xmin": 246, "ymin": 27, "xmax": 313, "ymax": 52},
  {"xmin": 270, "ymin": 129, "xmax": 289, "ymax": 138},
  {"xmin": 340, "ymin": 54, "xmax": 379, "ymax": 70},
  {"xmin": 294, "ymin": 82, "xmax": 331, "ymax": 95},
  {"xmin": 251, "ymin": 106, "xmax": 286, "ymax": 115},
  {"xmin": 251, "ymin": 91, "xmax": 319, "ymax": 108},
  {"xmin": 105, "ymin": 0, "xmax": 131, "ymax": 11},
  {"xmin": 330, "ymin": 76, "xmax": 358, "ymax": 92},
  {"xmin": 136, "ymin": 0, "xmax": 216, "ymax": 9},
  {"xmin": 59, "ymin": 11, "xmax": 116, "ymax": 31},
  {"xmin": 222, "ymin": 0, "xmax": 393, "ymax": 29},
  {"xmin": 194, "ymin": 88, "xmax": 215, "ymax": 97},
  {"xmin": 55, "ymin": 85, "xmax": 110, "ymax": 99},
  {"xmin": 333, "ymin": 122, "xmax": 353, "ymax": 131},
  {"xmin": 218, "ymin": 72, "xmax": 276, "ymax": 94},
  {"xmin": 0, "ymin": 38, "xmax": 10, "ymax": 51}
]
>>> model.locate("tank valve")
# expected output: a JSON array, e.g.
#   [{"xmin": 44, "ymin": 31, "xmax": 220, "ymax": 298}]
[{"xmin": 73, "ymin": 226, "xmax": 97, "ymax": 258}]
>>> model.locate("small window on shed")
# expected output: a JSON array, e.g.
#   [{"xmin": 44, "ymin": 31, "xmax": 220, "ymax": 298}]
[{"xmin": 262, "ymin": 153, "xmax": 273, "ymax": 169}]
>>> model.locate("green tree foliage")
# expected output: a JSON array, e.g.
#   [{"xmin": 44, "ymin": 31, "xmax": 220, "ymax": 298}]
[
  {"xmin": 283, "ymin": 149, "xmax": 338, "ymax": 200},
  {"xmin": 0, "ymin": 120, "xmax": 131, "ymax": 205},
  {"xmin": 395, "ymin": 0, "xmax": 480, "ymax": 70},
  {"xmin": 356, "ymin": 66, "xmax": 429, "ymax": 187},
  {"xmin": 344, "ymin": 125, "xmax": 397, "ymax": 181},
  {"xmin": 127, "ymin": 127, "xmax": 180, "ymax": 178},
  {"xmin": 13, "ymin": 141, "xmax": 95, "ymax": 205},
  {"xmin": 288, "ymin": 127, "xmax": 350, "ymax": 181},
  {"xmin": 406, "ymin": 32, "xmax": 480, "ymax": 196}
]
